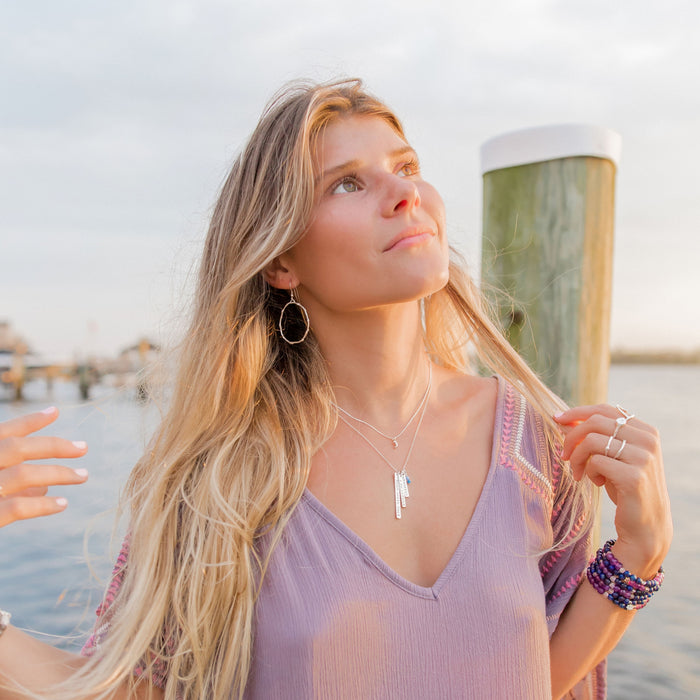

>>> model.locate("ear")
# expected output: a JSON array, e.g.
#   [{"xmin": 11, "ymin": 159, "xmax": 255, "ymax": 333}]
[{"xmin": 262, "ymin": 256, "xmax": 299, "ymax": 290}]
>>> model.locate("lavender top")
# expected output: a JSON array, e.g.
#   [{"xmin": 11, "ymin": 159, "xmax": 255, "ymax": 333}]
[{"xmin": 84, "ymin": 377, "xmax": 606, "ymax": 699}]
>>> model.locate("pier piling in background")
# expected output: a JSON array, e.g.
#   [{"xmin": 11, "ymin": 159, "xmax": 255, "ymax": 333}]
[{"xmin": 480, "ymin": 125, "xmax": 621, "ymax": 406}]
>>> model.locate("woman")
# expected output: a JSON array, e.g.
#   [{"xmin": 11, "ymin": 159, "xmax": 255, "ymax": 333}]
[{"xmin": 0, "ymin": 79, "xmax": 672, "ymax": 699}]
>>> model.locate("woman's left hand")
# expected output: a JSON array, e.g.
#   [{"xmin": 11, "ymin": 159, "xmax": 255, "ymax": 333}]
[{"xmin": 554, "ymin": 404, "xmax": 672, "ymax": 578}]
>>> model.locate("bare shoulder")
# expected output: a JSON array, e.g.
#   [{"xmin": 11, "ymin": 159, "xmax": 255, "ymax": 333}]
[
  {"xmin": 427, "ymin": 367, "xmax": 498, "ymax": 454},
  {"xmin": 432, "ymin": 367, "xmax": 498, "ymax": 419}
]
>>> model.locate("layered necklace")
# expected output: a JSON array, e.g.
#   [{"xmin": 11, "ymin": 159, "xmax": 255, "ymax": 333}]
[{"xmin": 332, "ymin": 363, "xmax": 432, "ymax": 519}]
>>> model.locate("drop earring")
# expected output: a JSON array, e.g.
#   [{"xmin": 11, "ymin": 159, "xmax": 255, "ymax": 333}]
[{"xmin": 278, "ymin": 287, "xmax": 310, "ymax": 345}]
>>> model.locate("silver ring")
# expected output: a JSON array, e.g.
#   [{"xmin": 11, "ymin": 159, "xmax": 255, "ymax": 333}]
[
  {"xmin": 612, "ymin": 406, "xmax": 636, "ymax": 441},
  {"xmin": 612, "ymin": 418, "xmax": 625, "ymax": 440},
  {"xmin": 604, "ymin": 435, "xmax": 615, "ymax": 457},
  {"xmin": 613, "ymin": 439, "xmax": 627, "ymax": 460},
  {"xmin": 616, "ymin": 405, "xmax": 636, "ymax": 422}
]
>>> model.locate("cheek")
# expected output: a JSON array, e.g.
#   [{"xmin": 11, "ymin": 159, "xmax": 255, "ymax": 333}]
[
  {"xmin": 297, "ymin": 207, "xmax": 372, "ymax": 266},
  {"xmin": 420, "ymin": 182, "xmax": 447, "ymax": 229},
  {"xmin": 288, "ymin": 227, "xmax": 365, "ymax": 291}
]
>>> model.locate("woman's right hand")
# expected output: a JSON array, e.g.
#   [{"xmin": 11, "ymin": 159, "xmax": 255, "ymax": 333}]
[{"xmin": 0, "ymin": 407, "xmax": 88, "ymax": 528}]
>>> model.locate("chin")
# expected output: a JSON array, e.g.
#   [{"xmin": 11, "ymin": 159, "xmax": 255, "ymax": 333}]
[
  {"xmin": 394, "ymin": 270, "xmax": 450, "ymax": 303},
  {"xmin": 431, "ymin": 267, "xmax": 451, "ymax": 293},
  {"xmin": 415, "ymin": 259, "xmax": 450, "ymax": 296}
]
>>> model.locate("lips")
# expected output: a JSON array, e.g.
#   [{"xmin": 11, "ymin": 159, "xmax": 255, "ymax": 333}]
[{"xmin": 383, "ymin": 226, "xmax": 436, "ymax": 252}]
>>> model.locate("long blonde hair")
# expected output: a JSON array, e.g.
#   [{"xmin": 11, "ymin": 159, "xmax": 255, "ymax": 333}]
[{"xmin": 43, "ymin": 79, "xmax": 592, "ymax": 699}]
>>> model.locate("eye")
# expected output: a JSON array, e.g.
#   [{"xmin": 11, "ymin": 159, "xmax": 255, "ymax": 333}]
[
  {"xmin": 330, "ymin": 175, "xmax": 361, "ymax": 195},
  {"xmin": 397, "ymin": 159, "xmax": 421, "ymax": 177}
]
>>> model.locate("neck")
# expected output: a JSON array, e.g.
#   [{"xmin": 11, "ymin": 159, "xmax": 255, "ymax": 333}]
[{"xmin": 311, "ymin": 301, "xmax": 431, "ymax": 427}]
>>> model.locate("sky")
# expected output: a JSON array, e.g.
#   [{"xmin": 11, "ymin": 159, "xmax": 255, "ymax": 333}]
[{"xmin": 2, "ymin": 0, "xmax": 699, "ymax": 361}]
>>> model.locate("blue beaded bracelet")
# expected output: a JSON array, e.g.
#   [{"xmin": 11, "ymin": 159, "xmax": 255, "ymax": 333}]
[{"xmin": 586, "ymin": 539, "xmax": 664, "ymax": 611}]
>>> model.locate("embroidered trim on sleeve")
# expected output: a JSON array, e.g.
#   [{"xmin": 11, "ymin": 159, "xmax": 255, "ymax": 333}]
[{"xmin": 498, "ymin": 383, "xmax": 554, "ymax": 504}]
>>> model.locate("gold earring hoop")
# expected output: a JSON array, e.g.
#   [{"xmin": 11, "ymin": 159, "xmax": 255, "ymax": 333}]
[{"xmin": 278, "ymin": 287, "xmax": 310, "ymax": 345}]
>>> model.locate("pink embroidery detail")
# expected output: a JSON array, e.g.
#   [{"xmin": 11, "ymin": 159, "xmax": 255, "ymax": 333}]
[
  {"xmin": 498, "ymin": 383, "xmax": 553, "ymax": 503},
  {"xmin": 82, "ymin": 535, "xmax": 131, "ymax": 655},
  {"xmin": 551, "ymin": 446, "xmax": 564, "ymax": 493},
  {"xmin": 540, "ymin": 548, "xmax": 565, "ymax": 576},
  {"xmin": 548, "ymin": 571, "xmax": 584, "ymax": 603}
]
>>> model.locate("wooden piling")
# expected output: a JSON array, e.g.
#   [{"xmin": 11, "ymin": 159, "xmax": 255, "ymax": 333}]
[
  {"xmin": 11, "ymin": 344, "xmax": 27, "ymax": 401},
  {"xmin": 480, "ymin": 125, "xmax": 621, "ymax": 406}
]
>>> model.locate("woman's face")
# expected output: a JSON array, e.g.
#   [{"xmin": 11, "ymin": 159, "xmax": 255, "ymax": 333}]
[{"xmin": 280, "ymin": 114, "xmax": 449, "ymax": 315}]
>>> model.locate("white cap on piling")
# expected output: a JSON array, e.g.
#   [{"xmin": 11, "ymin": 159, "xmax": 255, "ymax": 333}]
[{"xmin": 480, "ymin": 124, "xmax": 622, "ymax": 174}]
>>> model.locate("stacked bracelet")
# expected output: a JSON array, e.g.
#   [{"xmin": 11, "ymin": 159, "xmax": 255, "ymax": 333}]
[
  {"xmin": 0, "ymin": 609, "xmax": 10, "ymax": 638},
  {"xmin": 587, "ymin": 539, "xmax": 664, "ymax": 611}
]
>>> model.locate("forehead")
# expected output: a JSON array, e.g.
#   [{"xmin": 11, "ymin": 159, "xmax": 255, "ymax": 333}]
[{"xmin": 313, "ymin": 115, "xmax": 409, "ymax": 171}]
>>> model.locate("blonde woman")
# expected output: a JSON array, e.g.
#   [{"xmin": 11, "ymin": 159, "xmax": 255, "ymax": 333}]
[{"xmin": 0, "ymin": 80, "xmax": 671, "ymax": 699}]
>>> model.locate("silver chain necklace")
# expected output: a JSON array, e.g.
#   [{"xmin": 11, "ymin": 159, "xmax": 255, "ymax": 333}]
[
  {"xmin": 336, "ymin": 369, "xmax": 431, "ymax": 519},
  {"xmin": 331, "ymin": 363, "xmax": 432, "ymax": 449}
]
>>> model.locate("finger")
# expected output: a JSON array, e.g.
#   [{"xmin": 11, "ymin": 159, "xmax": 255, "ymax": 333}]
[
  {"xmin": 580, "ymin": 446, "xmax": 634, "ymax": 484},
  {"xmin": 0, "ymin": 436, "xmax": 88, "ymax": 468},
  {"xmin": 0, "ymin": 463, "xmax": 88, "ymax": 496},
  {"xmin": 11, "ymin": 486, "xmax": 49, "ymax": 498},
  {"xmin": 560, "ymin": 412, "xmax": 614, "ymax": 460},
  {"xmin": 554, "ymin": 404, "xmax": 607, "ymax": 426},
  {"xmin": 0, "ymin": 407, "xmax": 59, "ymax": 441},
  {"xmin": 581, "ymin": 453, "xmax": 621, "ymax": 503},
  {"xmin": 555, "ymin": 403, "xmax": 656, "ymax": 436},
  {"xmin": 568, "ymin": 432, "xmax": 640, "ymax": 482},
  {"xmin": 560, "ymin": 414, "xmax": 650, "ymax": 461},
  {"xmin": 0, "ymin": 496, "xmax": 69, "ymax": 528}
]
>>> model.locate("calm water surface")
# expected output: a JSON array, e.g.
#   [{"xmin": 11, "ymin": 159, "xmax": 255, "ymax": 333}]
[{"xmin": 1, "ymin": 365, "xmax": 698, "ymax": 698}]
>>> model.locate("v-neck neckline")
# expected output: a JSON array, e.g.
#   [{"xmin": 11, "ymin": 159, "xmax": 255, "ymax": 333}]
[{"xmin": 301, "ymin": 376, "xmax": 506, "ymax": 599}]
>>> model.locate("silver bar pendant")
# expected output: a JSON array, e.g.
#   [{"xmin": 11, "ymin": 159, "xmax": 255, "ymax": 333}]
[
  {"xmin": 394, "ymin": 470, "xmax": 411, "ymax": 518},
  {"xmin": 394, "ymin": 472, "xmax": 402, "ymax": 519},
  {"xmin": 399, "ymin": 470, "xmax": 409, "ymax": 507}
]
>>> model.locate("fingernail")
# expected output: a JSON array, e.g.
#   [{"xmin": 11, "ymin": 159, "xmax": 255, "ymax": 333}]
[
  {"xmin": 554, "ymin": 411, "xmax": 564, "ymax": 419},
  {"xmin": 41, "ymin": 406, "xmax": 58, "ymax": 415},
  {"xmin": 74, "ymin": 468, "xmax": 89, "ymax": 477},
  {"xmin": 72, "ymin": 441, "xmax": 87, "ymax": 450},
  {"xmin": 55, "ymin": 497, "xmax": 68, "ymax": 507}
]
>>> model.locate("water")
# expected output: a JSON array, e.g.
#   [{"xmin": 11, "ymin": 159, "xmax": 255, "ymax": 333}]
[
  {"xmin": 1, "ymin": 365, "xmax": 698, "ymax": 698},
  {"xmin": 0, "ymin": 382, "xmax": 160, "ymax": 648},
  {"xmin": 602, "ymin": 365, "xmax": 700, "ymax": 698}
]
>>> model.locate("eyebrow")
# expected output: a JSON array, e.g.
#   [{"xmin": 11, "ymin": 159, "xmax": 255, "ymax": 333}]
[{"xmin": 315, "ymin": 145, "xmax": 418, "ymax": 185}]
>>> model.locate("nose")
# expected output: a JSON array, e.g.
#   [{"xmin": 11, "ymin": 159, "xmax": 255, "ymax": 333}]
[{"xmin": 381, "ymin": 174, "xmax": 421, "ymax": 217}]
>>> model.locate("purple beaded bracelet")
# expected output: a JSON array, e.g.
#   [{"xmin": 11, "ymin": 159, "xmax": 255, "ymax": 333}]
[{"xmin": 586, "ymin": 539, "xmax": 664, "ymax": 611}]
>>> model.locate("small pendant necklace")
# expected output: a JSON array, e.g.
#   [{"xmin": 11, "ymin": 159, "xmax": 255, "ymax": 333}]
[
  {"xmin": 331, "ymin": 364, "xmax": 432, "ymax": 449},
  {"xmin": 335, "ymin": 364, "xmax": 432, "ymax": 519}
]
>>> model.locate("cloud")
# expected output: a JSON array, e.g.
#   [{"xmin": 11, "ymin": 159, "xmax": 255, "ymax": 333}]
[{"xmin": 1, "ymin": 0, "xmax": 698, "ymax": 355}]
